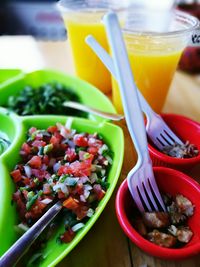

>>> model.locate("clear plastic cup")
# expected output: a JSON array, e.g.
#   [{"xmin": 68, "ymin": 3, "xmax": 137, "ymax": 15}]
[
  {"xmin": 58, "ymin": 0, "xmax": 127, "ymax": 94},
  {"xmin": 112, "ymin": 9, "xmax": 199, "ymax": 114}
]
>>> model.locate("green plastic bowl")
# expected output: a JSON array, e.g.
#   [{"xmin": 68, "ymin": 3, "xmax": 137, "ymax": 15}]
[
  {"xmin": 0, "ymin": 111, "xmax": 124, "ymax": 266},
  {"xmin": 0, "ymin": 69, "xmax": 24, "ymax": 89},
  {"xmin": 0, "ymin": 69, "xmax": 116, "ymax": 122}
]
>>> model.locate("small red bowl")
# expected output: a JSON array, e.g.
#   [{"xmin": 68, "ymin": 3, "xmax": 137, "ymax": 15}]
[
  {"xmin": 148, "ymin": 114, "xmax": 200, "ymax": 172},
  {"xmin": 116, "ymin": 167, "xmax": 200, "ymax": 260}
]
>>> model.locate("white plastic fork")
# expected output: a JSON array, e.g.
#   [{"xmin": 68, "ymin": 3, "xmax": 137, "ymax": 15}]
[
  {"xmin": 103, "ymin": 12, "xmax": 166, "ymax": 212},
  {"xmin": 85, "ymin": 35, "xmax": 183, "ymax": 151}
]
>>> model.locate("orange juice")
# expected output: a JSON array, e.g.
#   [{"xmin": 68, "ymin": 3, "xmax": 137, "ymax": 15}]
[
  {"xmin": 112, "ymin": 48, "xmax": 182, "ymax": 114},
  {"xmin": 62, "ymin": 12, "xmax": 111, "ymax": 94},
  {"xmin": 111, "ymin": 30, "xmax": 185, "ymax": 114}
]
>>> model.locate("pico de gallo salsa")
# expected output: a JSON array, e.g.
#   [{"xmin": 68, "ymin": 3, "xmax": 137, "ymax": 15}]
[{"xmin": 11, "ymin": 122, "xmax": 113, "ymax": 244}]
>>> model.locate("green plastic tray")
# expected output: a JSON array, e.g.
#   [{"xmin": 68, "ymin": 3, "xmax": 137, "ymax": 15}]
[
  {"xmin": 0, "ymin": 69, "xmax": 24, "ymax": 89},
  {"xmin": 0, "ymin": 69, "xmax": 124, "ymax": 266}
]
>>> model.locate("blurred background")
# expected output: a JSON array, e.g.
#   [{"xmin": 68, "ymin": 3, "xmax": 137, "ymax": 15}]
[
  {"xmin": 0, "ymin": 0, "xmax": 66, "ymax": 40},
  {"xmin": 0, "ymin": 0, "xmax": 200, "ymax": 72}
]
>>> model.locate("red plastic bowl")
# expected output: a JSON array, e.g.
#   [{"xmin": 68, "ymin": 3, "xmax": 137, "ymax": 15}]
[
  {"xmin": 116, "ymin": 167, "xmax": 200, "ymax": 260},
  {"xmin": 148, "ymin": 114, "xmax": 200, "ymax": 172}
]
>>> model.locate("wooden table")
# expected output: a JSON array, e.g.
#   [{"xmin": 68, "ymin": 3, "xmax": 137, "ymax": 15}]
[
  {"xmin": 2, "ymin": 37, "xmax": 200, "ymax": 267},
  {"xmin": 37, "ymin": 40, "xmax": 200, "ymax": 267}
]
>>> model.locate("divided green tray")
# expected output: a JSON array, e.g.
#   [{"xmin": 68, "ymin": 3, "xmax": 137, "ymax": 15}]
[
  {"xmin": 0, "ymin": 69, "xmax": 116, "ymax": 122},
  {"xmin": 0, "ymin": 69, "xmax": 24, "ymax": 89},
  {"xmin": 0, "ymin": 69, "xmax": 124, "ymax": 266}
]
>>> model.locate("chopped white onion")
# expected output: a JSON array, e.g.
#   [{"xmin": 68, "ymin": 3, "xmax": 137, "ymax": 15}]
[
  {"xmin": 84, "ymin": 184, "xmax": 93, "ymax": 191},
  {"xmin": 89, "ymin": 173, "xmax": 98, "ymax": 183},
  {"xmin": 105, "ymin": 155, "xmax": 113, "ymax": 165},
  {"xmin": 91, "ymin": 164, "xmax": 103, "ymax": 172},
  {"xmin": 78, "ymin": 176, "xmax": 89, "ymax": 184},
  {"xmin": 83, "ymin": 190, "xmax": 90, "ymax": 199},
  {"xmin": 24, "ymin": 165, "xmax": 32, "ymax": 178},
  {"xmin": 88, "ymin": 137, "xmax": 95, "ymax": 144},
  {"xmin": 41, "ymin": 164, "xmax": 47, "ymax": 171},
  {"xmin": 67, "ymin": 140, "xmax": 75, "ymax": 148},
  {"xmin": 41, "ymin": 198, "xmax": 53, "ymax": 205},
  {"xmin": 53, "ymin": 183, "xmax": 61, "ymax": 192},
  {"xmin": 87, "ymin": 208, "xmax": 94, "ymax": 217},
  {"xmin": 60, "ymin": 183, "xmax": 69, "ymax": 194},
  {"xmin": 60, "ymin": 127, "xmax": 69, "ymax": 139},
  {"xmin": 100, "ymin": 169, "xmax": 106, "ymax": 177},
  {"xmin": 98, "ymin": 144, "xmax": 108, "ymax": 155},
  {"xmin": 71, "ymin": 223, "xmax": 85, "ymax": 232},
  {"xmin": 65, "ymin": 118, "xmax": 73, "ymax": 130},
  {"xmin": 53, "ymin": 162, "xmax": 61, "ymax": 173},
  {"xmin": 64, "ymin": 177, "xmax": 79, "ymax": 186},
  {"xmin": 80, "ymin": 195, "xmax": 86, "ymax": 202}
]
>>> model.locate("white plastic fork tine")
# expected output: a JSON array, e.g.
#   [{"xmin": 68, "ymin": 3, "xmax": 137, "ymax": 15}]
[
  {"xmin": 137, "ymin": 172, "xmax": 152, "ymax": 211},
  {"xmin": 128, "ymin": 177, "xmax": 145, "ymax": 213},
  {"xmin": 149, "ymin": 178, "xmax": 166, "ymax": 211},
  {"xmin": 157, "ymin": 134, "xmax": 174, "ymax": 146},
  {"xmin": 132, "ymin": 188, "xmax": 145, "ymax": 213},
  {"xmin": 137, "ymin": 183, "xmax": 152, "ymax": 212},
  {"xmin": 163, "ymin": 125, "xmax": 183, "ymax": 144},
  {"xmin": 143, "ymin": 179, "xmax": 159, "ymax": 211}
]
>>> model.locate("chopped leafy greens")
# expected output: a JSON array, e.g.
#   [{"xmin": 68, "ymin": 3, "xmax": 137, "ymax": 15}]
[{"xmin": 7, "ymin": 82, "xmax": 86, "ymax": 117}]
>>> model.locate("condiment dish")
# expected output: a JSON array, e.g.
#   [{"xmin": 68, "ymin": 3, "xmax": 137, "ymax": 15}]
[
  {"xmin": 116, "ymin": 167, "xmax": 200, "ymax": 260},
  {"xmin": 148, "ymin": 113, "xmax": 200, "ymax": 172}
]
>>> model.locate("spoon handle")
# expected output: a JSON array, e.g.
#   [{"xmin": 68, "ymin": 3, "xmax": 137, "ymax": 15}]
[
  {"xmin": 63, "ymin": 101, "xmax": 124, "ymax": 121},
  {"xmin": 0, "ymin": 201, "xmax": 62, "ymax": 267}
]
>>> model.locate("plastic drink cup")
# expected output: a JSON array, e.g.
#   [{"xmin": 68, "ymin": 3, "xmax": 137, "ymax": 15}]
[
  {"xmin": 58, "ymin": 0, "xmax": 127, "ymax": 94},
  {"xmin": 112, "ymin": 10, "xmax": 199, "ymax": 114}
]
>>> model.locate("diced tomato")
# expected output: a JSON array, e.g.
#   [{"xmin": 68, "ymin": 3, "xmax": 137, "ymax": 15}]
[
  {"xmin": 31, "ymin": 169, "xmax": 50, "ymax": 180},
  {"xmin": 28, "ymin": 156, "xmax": 42, "ymax": 169},
  {"xmin": 25, "ymin": 199, "xmax": 47, "ymax": 219},
  {"xmin": 47, "ymin": 125, "xmax": 58, "ymax": 134},
  {"xmin": 43, "ymin": 184, "xmax": 52, "ymax": 195},
  {"xmin": 60, "ymin": 228, "xmax": 75, "ymax": 243},
  {"xmin": 57, "ymin": 191, "xmax": 66, "ymax": 199},
  {"xmin": 93, "ymin": 184, "xmax": 105, "ymax": 200},
  {"xmin": 88, "ymin": 138, "xmax": 103, "ymax": 148},
  {"xmin": 23, "ymin": 177, "xmax": 31, "ymax": 186},
  {"xmin": 10, "ymin": 169, "xmax": 22, "ymax": 183},
  {"xmin": 63, "ymin": 196, "xmax": 80, "ymax": 210},
  {"xmin": 13, "ymin": 191, "xmax": 26, "ymax": 219},
  {"xmin": 43, "ymin": 155, "xmax": 49, "ymax": 165},
  {"xmin": 50, "ymin": 135, "xmax": 60, "ymax": 146},
  {"xmin": 32, "ymin": 140, "xmax": 46, "ymax": 147},
  {"xmin": 70, "ymin": 160, "xmax": 92, "ymax": 177},
  {"xmin": 73, "ymin": 134, "xmax": 88, "ymax": 147},
  {"xmin": 21, "ymin": 143, "xmax": 31, "ymax": 154},
  {"xmin": 57, "ymin": 165, "xmax": 72, "ymax": 176},
  {"xmin": 87, "ymin": 146, "xmax": 98, "ymax": 155},
  {"xmin": 74, "ymin": 184, "xmax": 84, "ymax": 195},
  {"xmin": 65, "ymin": 148, "xmax": 77, "ymax": 162},
  {"xmin": 54, "ymin": 132, "xmax": 63, "ymax": 142},
  {"xmin": 74, "ymin": 205, "xmax": 88, "ymax": 220}
]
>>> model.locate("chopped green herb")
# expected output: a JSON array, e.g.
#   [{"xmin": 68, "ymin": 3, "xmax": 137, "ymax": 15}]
[{"xmin": 6, "ymin": 82, "xmax": 87, "ymax": 117}]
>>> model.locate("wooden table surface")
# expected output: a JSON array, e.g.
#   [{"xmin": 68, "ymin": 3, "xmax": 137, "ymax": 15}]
[
  {"xmin": 2, "ymin": 37, "xmax": 200, "ymax": 267},
  {"xmin": 37, "ymin": 40, "xmax": 200, "ymax": 267}
]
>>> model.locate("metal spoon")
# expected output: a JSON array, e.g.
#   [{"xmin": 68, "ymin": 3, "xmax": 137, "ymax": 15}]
[
  {"xmin": 63, "ymin": 101, "xmax": 124, "ymax": 121},
  {"xmin": 0, "ymin": 201, "xmax": 62, "ymax": 267}
]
